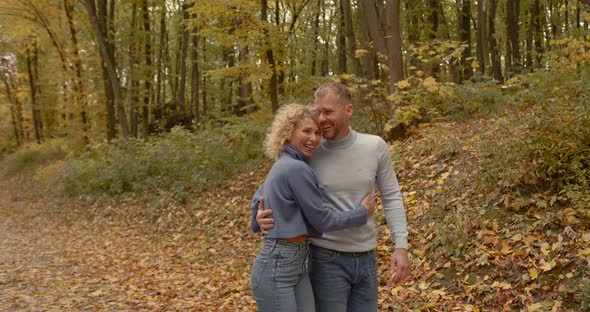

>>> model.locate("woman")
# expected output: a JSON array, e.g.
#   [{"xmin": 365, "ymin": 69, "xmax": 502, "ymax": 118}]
[{"xmin": 249, "ymin": 104, "xmax": 375, "ymax": 312}]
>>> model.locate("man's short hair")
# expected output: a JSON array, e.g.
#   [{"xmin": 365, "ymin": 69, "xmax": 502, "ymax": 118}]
[{"xmin": 314, "ymin": 82, "xmax": 352, "ymax": 105}]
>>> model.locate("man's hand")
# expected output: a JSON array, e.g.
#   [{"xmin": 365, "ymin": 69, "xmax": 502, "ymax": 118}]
[
  {"xmin": 389, "ymin": 248, "xmax": 409, "ymax": 284},
  {"xmin": 256, "ymin": 197, "xmax": 274, "ymax": 235}
]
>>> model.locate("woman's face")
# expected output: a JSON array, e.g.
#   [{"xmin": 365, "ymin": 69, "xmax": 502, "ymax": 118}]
[{"xmin": 289, "ymin": 117, "xmax": 321, "ymax": 157}]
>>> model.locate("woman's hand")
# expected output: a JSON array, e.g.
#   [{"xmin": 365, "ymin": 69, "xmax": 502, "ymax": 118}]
[{"xmin": 361, "ymin": 193, "xmax": 376, "ymax": 216}]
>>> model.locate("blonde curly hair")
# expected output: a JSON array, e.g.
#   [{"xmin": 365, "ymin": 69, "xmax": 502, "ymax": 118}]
[{"xmin": 264, "ymin": 103, "xmax": 319, "ymax": 159}]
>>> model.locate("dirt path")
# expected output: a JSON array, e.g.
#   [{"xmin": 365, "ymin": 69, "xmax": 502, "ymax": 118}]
[{"xmin": 0, "ymin": 175, "xmax": 254, "ymax": 311}]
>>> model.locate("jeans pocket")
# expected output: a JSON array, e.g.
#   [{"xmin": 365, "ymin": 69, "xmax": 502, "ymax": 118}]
[
  {"xmin": 275, "ymin": 245, "xmax": 300, "ymax": 266},
  {"xmin": 250, "ymin": 257, "xmax": 267, "ymax": 291},
  {"xmin": 311, "ymin": 247, "xmax": 337, "ymax": 263}
]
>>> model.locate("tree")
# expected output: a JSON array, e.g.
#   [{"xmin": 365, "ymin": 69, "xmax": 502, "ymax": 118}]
[
  {"xmin": 476, "ymin": 0, "xmax": 489, "ymax": 74},
  {"xmin": 64, "ymin": 0, "xmax": 90, "ymax": 143},
  {"xmin": 488, "ymin": 0, "xmax": 503, "ymax": 82},
  {"xmin": 261, "ymin": 0, "xmax": 278, "ymax": 113},
  {"xmin": 141, "ymin": 0, "xmax": 152, "ymax": 139},
  {"xmin": 25, "ymin": 37, "xmax": 42, "ymax": 144},
  {"xmin": 459, "ymin": 0, "xmax": 473, "ymax": 81},
  {"xmin": 359, "ymin": 0, "xmax": 404, "ymax": 92},
  {"xmin": 83, "ymin": 0, "xmax": 129, "ymax": 140},
  {"xmin": 0, "ymin": 55, "xmax": 25, "ymax": 145},
  {"xmin": 506, "ymin": 0, "xmax": 521, "ymax": 76},
  {"xmin": 341, "ymin": 0, "xmax": 361, "ymax": 76}
]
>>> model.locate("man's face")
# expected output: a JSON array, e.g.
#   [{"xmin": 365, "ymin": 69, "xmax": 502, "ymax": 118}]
[{"xmin": 314, "ymin": 90, "xmax": 352, "ymax": 140}]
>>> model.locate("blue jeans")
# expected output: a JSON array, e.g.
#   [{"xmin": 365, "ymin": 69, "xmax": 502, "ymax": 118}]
[
  {"xmin": 251, "ymin": 239, "xmax": 315, "ymax": 312},
  {"xmin": 309, "ymin": 245, "xmax": 378, "ymax": 312}
]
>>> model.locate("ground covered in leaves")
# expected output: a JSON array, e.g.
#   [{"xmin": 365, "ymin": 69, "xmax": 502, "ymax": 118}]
[{"xmin": 1, "ymin": 118, "xmax": 588, "ymax": 311}]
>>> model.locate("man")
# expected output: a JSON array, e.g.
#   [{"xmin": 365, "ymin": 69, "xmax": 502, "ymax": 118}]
[{"xmin": 254, "ymin": 82, "xmax": 409, "ymax": 311}]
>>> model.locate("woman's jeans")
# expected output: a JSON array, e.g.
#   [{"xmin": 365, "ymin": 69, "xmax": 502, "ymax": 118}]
[{"xmin": 251, "ymin": 239, "xmax": 314, "ymax": 312}]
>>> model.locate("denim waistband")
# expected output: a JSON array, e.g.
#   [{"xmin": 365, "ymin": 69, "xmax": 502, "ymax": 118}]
[
  {"xmin": 264, "ymin": 238, "xmax": 310, "ymax": 250},
  {"xmin": 310, "ymin": 244, "xmax": 373, "ymax": 257}
]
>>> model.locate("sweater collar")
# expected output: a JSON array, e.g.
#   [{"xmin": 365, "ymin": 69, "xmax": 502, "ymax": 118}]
[
  {"xmin": 322, "ymin": 128, "xmax": 357, "ymax": 149},
  {"xmin": 282, "ymin": 144, "xmax": 309, "ymax": 163}
]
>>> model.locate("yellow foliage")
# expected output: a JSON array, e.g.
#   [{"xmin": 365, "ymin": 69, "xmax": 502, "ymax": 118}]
[
  {"xmin": 396, "ymin": 80, "xmax": 411, "ymax": 90},
  {"xmin": 422, "ymin": 77, "xmax": 438, "ymax": 93}
]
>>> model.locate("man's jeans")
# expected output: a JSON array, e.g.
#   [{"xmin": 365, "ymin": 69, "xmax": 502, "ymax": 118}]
[
  {"xmin": 251, "ymin": 239, "xmax": 314, "ymax": 312},
  {"xmin": 309, "ymin": 245, "xmax": 378, "ymax": 312}
]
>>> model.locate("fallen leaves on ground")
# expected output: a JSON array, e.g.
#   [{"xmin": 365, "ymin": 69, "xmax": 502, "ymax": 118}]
[{"xmin": 1, "ymin": 119, "xmax": 588, "ymax": 311}]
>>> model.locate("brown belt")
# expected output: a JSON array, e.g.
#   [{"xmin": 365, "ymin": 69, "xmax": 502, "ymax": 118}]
[{"xmin": 279, "ymin": 235, "xmax": 308, "ymax": 244}]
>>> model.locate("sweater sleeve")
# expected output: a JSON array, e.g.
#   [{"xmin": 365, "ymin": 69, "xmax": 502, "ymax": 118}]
[
  {"xmin": 376, "ymin": 139, "xmax": 409, "ymax": 250},
  {"xmin": 288, "ymin": 165, "xmax": 368, "ymax": 233},
  {"xmin": 249, "ymin": 182, "xmax": 264, "ymax": 233}
]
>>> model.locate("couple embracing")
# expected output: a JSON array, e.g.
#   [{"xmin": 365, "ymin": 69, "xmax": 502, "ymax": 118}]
[{"xmin": 249, "ymin": 82, "xmax": 410, "ymax": 312}]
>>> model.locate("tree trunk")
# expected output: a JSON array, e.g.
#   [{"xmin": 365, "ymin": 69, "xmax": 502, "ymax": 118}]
[
  {"xmin": 576, "ymin": 0, "xmax": 583, "ymax": 28},
  {"xmin": 565, "ymin": 0, "xmax": 569, "ymax": 31},
  {"xmin": 506, "ymin": 0, "xmax": 521, "ymax": 76},
  {"xmin": 236, "ymin": 45, "xmax": 254, "ymax": 116},
  {"xmin": 128, "ymin": 2, "xmax": 140, "ymax": 137},
  {"xmin": 406, "ymin": 0, "xmax": 421, "ymax": 74},
  {"xmin": 156, "ymin": 3, "xmax": 166, "ymax": 108},
  {"xmin": 261, "ymin": 0, "xmax": 279, "ymax": 113},
  {"xmin": 386, "ymin": 0, "xmax": 403, "ymax": 88},
  {"xmin": 177, "ymin": 2, "xmax": 190, "ymax": 114},
  {"xmin": 310, "ymin": 0, "xmax": 321, "ymax": 76},
  {"xmin": 338, "ymin": 0, "xmax": 347, "ymax": 74},
  {"xmin": 476, "ymin": 0, "xmax": 489, "ymax": 74},
  {"xmin": 141, "ymin": 0, "xmax": 152, "ymax": 139},
  {"xmin": 202, "ymin": 35, "xmax": 208, "ymax": 117},
  {"xmin": 276, "ymin": 1, "xmax": 285, "ymax": 95},
  {"xmin": 221, "ymin": 46, "xmax": 235, "ymax": 114},
  {"xmin": 84, "ymin": 0, "xmax": 129, "ymax": 139},
  {"xmin": 234, "ymin": 15, "xmax": 253, "ymax": 116},
  {"xmin": 359, "ymin": 0, "xmax": 403, "ymax": 92},
  {"xmin": 26, "ymin": 40, "xmax": 42, "ymax": 144},
  {"xmin": 191, "ymin": 24, "xmax": 200, "ymax": 122},
  {"xmin": 426, "ymin": 0, "xmax": 441, "ymax": 77},
  {"xmin": 526, "ymin": 3, "xmax": 534, "ymax": 69},
  {"xmin": 320, "ymin": 1, "xmax": 332, "ymax": 76},
  {"xmin": 1, "ymin": 69, "xmax": 24, "ymax": 145},
  {"xmin": 341, "ymin": 0, "xmax": 362, "ymax": 76},
  {"xmin": 533, "ymin": 0, "xmax": 544, "ymax": 68},
  {"xmin": 358, "ymin": 2, "xmax": 378, "ymax": 80},
  {"xmin": 488, "ymin": 0, "xmax": 503, "ymax": 82},
  {"xmin": 64, "ymin": 0, "xmax": 89, "ymax": 143},
  {"xmin": 459, "ymin": 0, "xmax": 473, "ymax": 81},
  {"xmin": 548, "ymin": 0, "xmax": 558, "ymax": 39}
]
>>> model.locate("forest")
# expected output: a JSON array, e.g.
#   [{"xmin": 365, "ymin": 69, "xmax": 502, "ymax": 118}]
[{"xmin": 0, "ymin": 0, "xmax": 589, "ymax": 310}]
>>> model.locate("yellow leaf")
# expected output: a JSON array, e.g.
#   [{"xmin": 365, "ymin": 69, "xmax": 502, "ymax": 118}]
[
  {"xmin": 578, "ymin": 248, "xmax": 590, "ymax": 257},
  {"xmin": 529, "ymin": 268, "xmax": 539, "ymax": 280},
  {"xmin": 422, "ymin": 77, "xmax": 438, "ymax": 93},
  {"xmin": 396, "ymin": 80, "xmax": 411, "ymax": 89},
  {"xmin": 492, "ymin": 281, "xmax": 512, "ymax": 289},
  {"xmin": 540, "ymin": 242, "xmax": 551, "ymax": 256},
  {"xmin": 355, "ymin": 49, "xmax": 369, "ymax": 58},
  {"xmin": 527, "ymin": 302, "xmax": 545, "ymax": 311},
  {"xmin": 501, "ymin": 241, "xmax": 513, "ymax": 254},
  {"xmin": 539, "ymin": 260, "xmax": 555, "ymax": 272}
]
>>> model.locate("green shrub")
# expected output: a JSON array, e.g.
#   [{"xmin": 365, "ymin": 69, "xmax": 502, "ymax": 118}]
[
  {"xmin": 343, "ymin": 73, "xmax": 512, "ymax": 140},
  {"xmin": 477, "ymin": 70, "xmax": 589, "ymax": 211},
  {"xmin": 3, "ymin": 140, "xmax": 68, "ymax": 176},
  {"xmin": 54, "ymin": 112, "xmax": 270, "ymax": 198}
]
